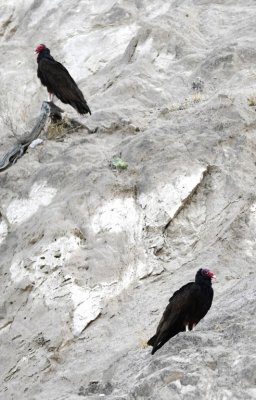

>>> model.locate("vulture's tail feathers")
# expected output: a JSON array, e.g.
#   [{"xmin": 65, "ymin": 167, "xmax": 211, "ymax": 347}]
[{"xmin": 72, "ymin": 100, "xmax": 91, "ymax": 115}]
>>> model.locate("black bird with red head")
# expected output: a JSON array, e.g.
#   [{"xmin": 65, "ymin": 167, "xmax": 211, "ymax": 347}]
[
  {"xmin": 35, "ymin": 44, "xmax": 91, "ymax": 115},
  {"xmin": 148, "ymin": 268, "xmax": 215, "ymax": 355}
]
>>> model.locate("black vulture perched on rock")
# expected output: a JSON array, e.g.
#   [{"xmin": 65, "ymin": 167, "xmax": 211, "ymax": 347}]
[
  {"xmin": 148, "ymin": 268, "xmax": 215, "ymax": 355},
  {"xmin": 35, "ymin": 44, "xmax": 91, "ymax": 115}
]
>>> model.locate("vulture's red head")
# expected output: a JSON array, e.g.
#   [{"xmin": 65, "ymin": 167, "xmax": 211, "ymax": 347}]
[
  {"xmin": 201, "ymin": 268, "xmax": 216, "ymax": 279},
  {"xmin": 34, "ymin": 44, "xmax": 46, "ymax": 54},
  {"xmin": 196, "ymin": 268, "xmax": 215, "ymax": 285}
]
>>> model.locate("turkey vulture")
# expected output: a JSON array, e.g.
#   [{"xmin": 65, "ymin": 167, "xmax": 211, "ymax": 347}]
[
  {"xmin": 148, "ymin": 268, "xmax": 215, "ymax": 355},
  {"xmin": 35, "ymin": 44, "xmax": 91, "ymax": 115}
]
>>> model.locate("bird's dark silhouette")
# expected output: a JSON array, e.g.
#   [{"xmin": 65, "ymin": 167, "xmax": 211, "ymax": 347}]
[
  {"xmin": 148, "ymin": 268, "xmax": 215, "ymax": 355},
  {"xmin": 35, "ymin": 44, "xmax": 91, "ymax": 115}
]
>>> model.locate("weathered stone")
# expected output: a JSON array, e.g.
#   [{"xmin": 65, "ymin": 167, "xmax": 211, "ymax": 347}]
[{"xmin": 0, "ymin": 1, "xmax": 256, "ymax": 399}]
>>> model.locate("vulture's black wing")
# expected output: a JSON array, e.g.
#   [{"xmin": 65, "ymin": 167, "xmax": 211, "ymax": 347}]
[
  {"xmin": 148, "ymin": 282, "xmax": 203, "ymax": 354},
  {"xmin": 169, "ymin": 282, "xmax": 193, "ymax": 302}
]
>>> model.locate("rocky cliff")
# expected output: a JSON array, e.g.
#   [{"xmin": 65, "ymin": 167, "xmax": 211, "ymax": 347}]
[{"xmin": 0, "ymin": 1, "xmax": 256, "ymax": 399}]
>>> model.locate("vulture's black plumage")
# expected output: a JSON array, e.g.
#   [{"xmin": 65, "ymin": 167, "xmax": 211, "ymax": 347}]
[
  {"xmin": 148, "ymin": 268, "xmax": 215, "ymax": 355},
  {"xmin": 35, "ymin": 44, "xmax": 91, "ymax": 115}
]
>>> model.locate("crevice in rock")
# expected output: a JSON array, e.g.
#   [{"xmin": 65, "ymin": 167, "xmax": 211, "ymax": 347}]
[
  {"xmin": 0, "ymin": 12, "xmax": 13, "ymax": 37},
  {"xmin": 79, "ymin": 312, "xmax": 102, "ymax": 336},
  {"xmin": 0, "ymin": 318, "xmax": 13, "ymax": 332},
  {"xmin": 163, "ymin": 164, "xmax": 211, "ymax": 232},
  {"xmin": 123, "ymin": 36, "xmax": 139, "ymax": 64}
]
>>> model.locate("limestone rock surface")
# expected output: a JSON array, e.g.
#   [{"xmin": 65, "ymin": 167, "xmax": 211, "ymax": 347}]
[{"xmin": 0, "ymin": 1, "xmax": 256, "ymax": 399}]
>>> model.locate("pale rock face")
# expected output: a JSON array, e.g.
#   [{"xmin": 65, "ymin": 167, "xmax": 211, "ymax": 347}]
[
  {"xmin": 0, "ymin": 217, "xmax": 8, "ymax": 245},
  {"xmin": 91, "ymin": 197, "xmax": 139, "ymax": 236},
  {"xmin": 6, "ymin": 182, "xmax": 57, "ymax": 224},
  {"xmin": 0, "ymin": 1, "xmax": 256, "ymax": 399},
  {"xmin": 138, "ymin": 167, "xmax": 206, "ymax": 229}
]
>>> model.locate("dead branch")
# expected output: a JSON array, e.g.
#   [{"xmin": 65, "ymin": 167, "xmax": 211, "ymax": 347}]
[{"xmin": 0, "ymin": 101, "xmax": 63, "ymax": 172}]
